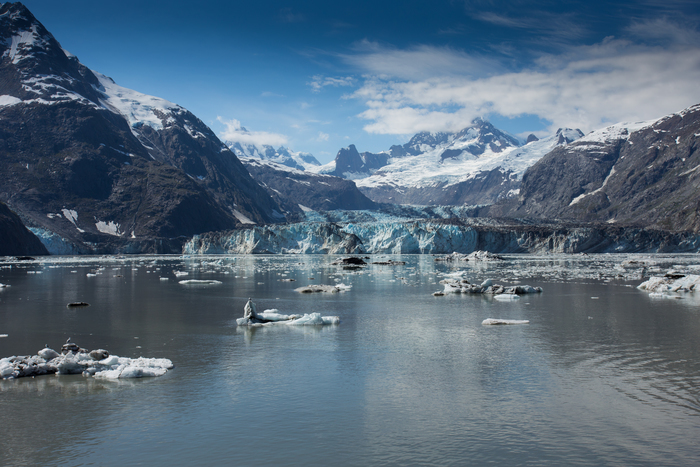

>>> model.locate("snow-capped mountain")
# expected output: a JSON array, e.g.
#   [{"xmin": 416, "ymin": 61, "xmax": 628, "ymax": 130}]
[
  {"xmin": 312, "ymin": 118, "xmax": 583, "ymax": 206},
  {"xmin": 0, "ymin": 2, "xmax": 283, "ymax": 253},
  {"xmin": 225, "ymin": 136, "xmax": 320, "ymax": 171},
  {"xmin": 496, "ymin": 103, "xmax": 700, "ymax": 232}
]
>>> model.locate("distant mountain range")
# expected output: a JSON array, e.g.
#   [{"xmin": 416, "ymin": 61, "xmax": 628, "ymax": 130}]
[
  {"xmin": 224, "ymin": 136, "xmax": 321, "ymax": 171},
  {"xmin": 1, "ymin": 2, "xmax": 698, "ymax": 255},
  {"xmin": 310, "ymin": 119, "xmax": 583, "ymax": 206}
]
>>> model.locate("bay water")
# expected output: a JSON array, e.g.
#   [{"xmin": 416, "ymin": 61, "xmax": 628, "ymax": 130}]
[{"xmin": 1, "ymin": 254, "xmax": 699, "ymax": 466}]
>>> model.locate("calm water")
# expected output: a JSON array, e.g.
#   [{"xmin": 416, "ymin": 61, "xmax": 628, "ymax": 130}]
[{"xmin": 0, "ymin": 254, "xmax": 699, "ymax": 466}]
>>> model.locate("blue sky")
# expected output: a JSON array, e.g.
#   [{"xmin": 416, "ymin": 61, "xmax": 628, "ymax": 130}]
[{"xmin": 22, "ymin": 0, "xmax": 700, "ymax": 163}]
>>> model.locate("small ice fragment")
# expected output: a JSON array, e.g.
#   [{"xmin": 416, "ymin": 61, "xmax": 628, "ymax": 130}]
[
  {"xmin": 591, "ymin": 297, "xmax": 599, "ymax": 299},
  {"xmin": 178, "ymin": 279, "xmax": 222, "ymax": 285},
  {"xmin": 482, "ymin": 318, "xmax": 529, "ymax": 325},
  {"xmin": 0, "ymin": 334, "xmax": 8, "ymax": 338},
  {"xmin": 494, "ymin": 294, "xmax": 520, "ymax": 301},
  {"xmin": 481, "ymin": 279, "xmax": 493, "ymax": 288}
]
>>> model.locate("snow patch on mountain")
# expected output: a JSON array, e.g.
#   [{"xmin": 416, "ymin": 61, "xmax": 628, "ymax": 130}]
[{"xmin": 94, "ymin": 72, "xmax": 179, "ymax": 132}]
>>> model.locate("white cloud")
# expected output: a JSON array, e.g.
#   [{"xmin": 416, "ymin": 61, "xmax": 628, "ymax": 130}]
[
  {"xmin": 317, "ymin": 132, "xmax": 329, "ymax": 141},
  {"xmin": 346, "ymin": 38, "xmax": 700, "ymax": 135},
  {"xmin": 217, "ymin": 117, "xmax": 288, "ymax": 147},
  {"xmin": 341, "ymin": 40, "xmax": 502, "ymax": 80}
]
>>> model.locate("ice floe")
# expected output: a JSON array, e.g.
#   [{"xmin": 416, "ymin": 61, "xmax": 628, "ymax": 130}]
[
  {"xmin": 637, "ymin": 274, "xmax": 700, "ymax": 293},
  {"xmin": 295, "ymin": 284, "xmax": 352, "ymax": 293},
  {"xmin": 178, "ymin": 279, "xmax": 222, "ymax": 285},
  {"xmin": 1, "ymin": 343, "xmax": 173, "ymax": 380},
  {"xmin": 482, "ymin": 319, "xmax": 530, "ymax": 325},
  {"xmin": 435, "ymin": 251, "xmax": 504, "ymax": 262},
  {"xmin": 237, "ymin": 299, "xmax": 339, "ymax": 326},
  {"xmin": 438, "ymin": 277, "xmax": 542, "ymax": 295},
  {"xmin": 236, "ymin": 309, "xmax": 339, "ymax": 327}
]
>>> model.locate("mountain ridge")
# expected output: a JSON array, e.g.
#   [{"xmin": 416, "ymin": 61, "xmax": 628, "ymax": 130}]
[{"xmin": 0, "ymin": 2, "xmax": 284, "ymax": 253}]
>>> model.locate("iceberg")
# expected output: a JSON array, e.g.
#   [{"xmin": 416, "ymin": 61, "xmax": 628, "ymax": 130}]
[
  {"xmin": 637, "ymin": 274, "xmax": 700, "ymax": 293},
  {"xmin": 236, "ymin": 311, "xmax": 339, "ymax": 327},
  {"xmin": 1, "ymin": 344, "xmax": 173, "ymax": 380},
  {"xmin": 236, "ymin": 300, "xmax": 339, "ymax": 326},
  {"xmin": 438, "ymin": 278, "xmax": 542, "ymax": 295}
]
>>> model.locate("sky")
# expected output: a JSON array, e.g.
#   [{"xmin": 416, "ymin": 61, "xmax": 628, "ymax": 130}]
[{"xmin": 21, "ymin": 0, "xmax": 700, "ymax": 163}]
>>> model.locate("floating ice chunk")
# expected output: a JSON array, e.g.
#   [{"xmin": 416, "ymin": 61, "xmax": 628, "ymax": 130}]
[
  {"xmin": 0, "ymin": 334, "xmax": 7, "ymax": 338},
  {"xmin": 295, "ymin": 284, "xmax": 348, "ymax": 293},
  {"xmin": 648, "ymin": 292, "xmax": 683, "ymax": 299},
  {"xmin": 638, "ymin": 274, "xmax": 700, "ymax": 293},
  {"xmin": 494, "ymin": 294, "xmax": 520, "ymax": 301},
  {"xmin": 38, "ymin": 348, "xmax": 59, "ymax": 359},
  {"xmin": 286, "ymin": 313, "xmax": 340, "ymax": 325},
  {"xmin": 482, "ymin": 318, "xmax": 529, "ymax": 325},
  {"xmin": 0, "ymin": 283, "xmax": 9, "ymax": 288},
  {"xmin": 481, "ymin": 279, "xmax": 493, "ymax": 288},
  {"xmin": 173, "ymin": 271, "xmax": 188, "ymax": 277},
  {"xmin": 236, "ymin": 310, "xmax": 339, "ymax": 327},
  {"xmin": 178, "ymin": 279, "xmax": 222, "ymax": 285}
]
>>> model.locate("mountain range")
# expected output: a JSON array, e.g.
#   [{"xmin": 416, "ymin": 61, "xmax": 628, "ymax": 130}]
[
  {"xmin": 0, "ymin": 2, "xmax": 698, "ymax": 256},
  {"xmin": 0, "ymin": 2, "xmax": 285, "ymax": 253},
  {"xmin": 310, "ymin": 120, "xmax": 583, "ymax": 206}
]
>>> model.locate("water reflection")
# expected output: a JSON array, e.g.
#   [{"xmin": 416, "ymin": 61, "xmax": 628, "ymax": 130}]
[{"xmin": 0, "ymin": 253, "xmax": 699, "ymax": 466}]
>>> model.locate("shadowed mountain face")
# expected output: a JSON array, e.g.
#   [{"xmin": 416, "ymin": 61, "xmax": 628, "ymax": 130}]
[
  {"xmin": 494, "ymin": 104, "xmax": 700, "ymax": 232},
  {"xmin": 240, "ymin": 157, "xmax": 377, "ymax": 215},
  {"xmin": 0, "ymin": 3, "xmax": 284, "ymax": 253},
  {"xmin": 0, "ymin": 201, "xmax": 47, "ymax": 256}
]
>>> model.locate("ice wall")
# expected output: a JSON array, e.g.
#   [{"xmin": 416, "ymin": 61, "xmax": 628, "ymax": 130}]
[{"xmin": 183, "ymin": 221, "xmax": 700, "ymax": 255}]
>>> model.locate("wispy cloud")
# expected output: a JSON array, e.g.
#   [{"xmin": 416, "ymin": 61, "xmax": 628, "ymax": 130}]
[
  {"xmin": 346, "ymin": 35, "xmax": 700, "ymax": 136},
  {"xmin": 278, "ymin": 8, "xmax": 305, "ymax": 23},
  {"xmin": 340, "ymin": 40, "xmax": 503, "ymax": 80},
  {"xmin": 217, "ymin": 117, "xmax": 288, "ymax": 147},
  {"xmin": 308, "ymin": 75, "xmax": 356, "ymax": 92}
]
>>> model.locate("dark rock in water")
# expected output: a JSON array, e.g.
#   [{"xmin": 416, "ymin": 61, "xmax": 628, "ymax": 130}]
[
  {"xmin": 66, "ymin": 302, "xmax": 90, "ymax": 307},
  {"xmin": 332, "ymin": 257, "xmax": 367, "ymax": 266},
  {"xmin": 89, "ymin": 349, "xmax": 109, "ymax": 361}
]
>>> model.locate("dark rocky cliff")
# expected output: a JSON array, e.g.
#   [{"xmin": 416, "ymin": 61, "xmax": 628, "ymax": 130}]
[{"xmin": 0, "ymin": 201, "xmax": 47, "ymax": 256}]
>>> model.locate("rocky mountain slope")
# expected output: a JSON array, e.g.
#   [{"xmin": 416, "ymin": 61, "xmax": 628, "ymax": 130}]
[
  {"xmin": 0, "ymin": 201, "xmax": 47, "ymax": 256},
  {"xmin": 312, "ymin": 119, "xmax": 582, "ymax": 205},
  {"xmin": 0, "ymin": 3, "xmax": 284, "ymax": 253},
  {"xmin": 495, "ymin": 103, "xmax": 700, "ymax": 232},
  {"xmin": 240, "ymin": 157, "xmax": 377, "ymax": 215}
]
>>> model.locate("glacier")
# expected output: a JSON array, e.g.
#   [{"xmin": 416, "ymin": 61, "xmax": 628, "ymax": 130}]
[{"xmin": 183, "ymin": 218, "xmax": 700, "ymax": 255}]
